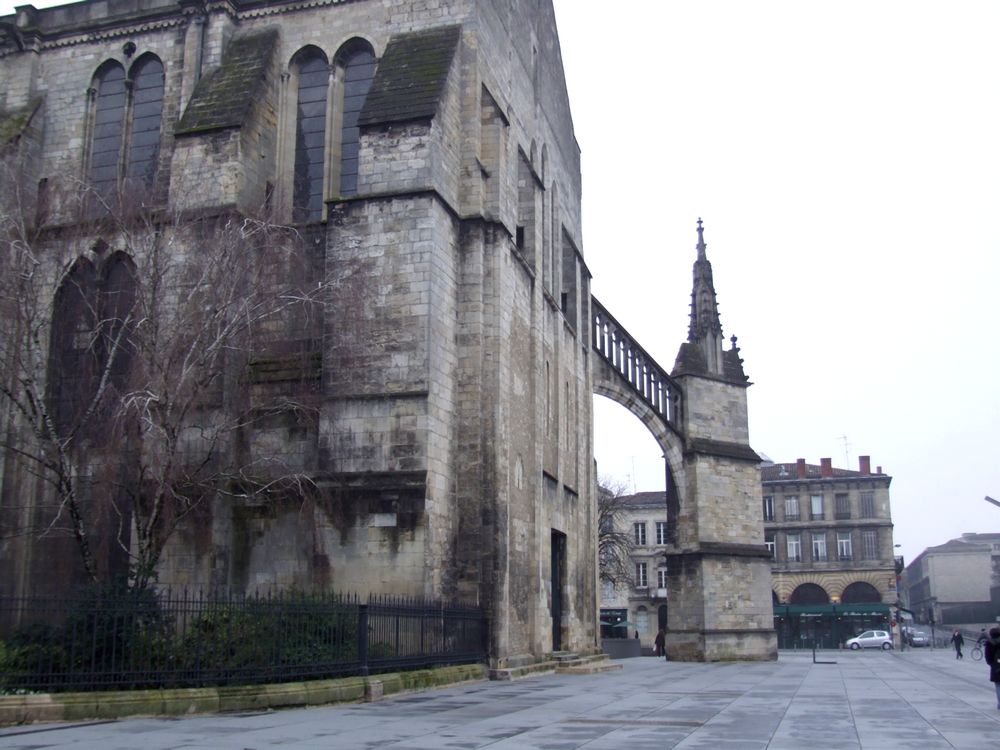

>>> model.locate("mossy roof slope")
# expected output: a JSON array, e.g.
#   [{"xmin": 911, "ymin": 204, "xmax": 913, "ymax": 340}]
[
  {"xmin": 358, "ymin": 25, "xmax": 461, "ymax": 127},
  {"xmin": 177, "ymin": 27, "xmax": 278, "ymax": 135}
]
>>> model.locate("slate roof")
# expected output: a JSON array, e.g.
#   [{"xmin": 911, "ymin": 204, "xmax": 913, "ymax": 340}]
[
  {"xmin": 760, "ymin": 462, "xmax": 891, "ymax": 482},
  {"xmin": 618, "ymin": 491, "xmax": 666, "ymax": 508},
  {"xmin": 176, "ymin": 27, "xmax": 278, "ymax": 135},
  {"xmin": 358, "ymin": 25, "xmax": 460, "ymax": 127},
  {"xmin": 672, "ymin": 341, "xmax": 706, "ymax": 377}
]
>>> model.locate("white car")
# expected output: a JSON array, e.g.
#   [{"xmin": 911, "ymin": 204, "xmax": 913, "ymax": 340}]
[{"xmin": 845, "ymin": 630, "xmax": 893, "ymax": 650}]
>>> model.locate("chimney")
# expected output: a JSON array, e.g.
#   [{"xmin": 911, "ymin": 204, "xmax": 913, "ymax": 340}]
[
  {"xmin": 820, "ymin": 457, "xmax": 832, "ymax": 477},
  {"xmin": 876, "ymin": 466, "xmax": 882, "ymax": 475},
  {"xmin": 796, "ymin": 458, "xmax": 806, "ymax": 479},
  {"xmin": 859, "ymin": 455, "xmax": 871, "ymax": 475}
]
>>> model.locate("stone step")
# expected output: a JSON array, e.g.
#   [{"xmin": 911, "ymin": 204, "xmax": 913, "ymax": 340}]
[
  {"xmin": 488, "ymin": 653, "xmax": 621, "ymax": 681},
  {"xmin": 488, "ymin": 661, "xmax": 557, "ymax": 681},
  {"xmin": 550, "ymin": 651, "xmax": 580, "ymax": 662},
  {"xmin": 555, "ymin": 653, "xmax": 622, "ymax": 675}
]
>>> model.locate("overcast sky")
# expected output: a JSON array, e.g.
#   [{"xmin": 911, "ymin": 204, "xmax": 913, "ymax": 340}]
[
  {"xmin": 552, "ymin": 0, "xmax": 1000, "ymax": 565},
  {"xmin": 3, "ymin": 0, "xmax": 998, "ymax": 565}
]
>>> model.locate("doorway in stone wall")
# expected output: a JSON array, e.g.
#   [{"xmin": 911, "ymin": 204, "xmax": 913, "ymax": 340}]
[
  {"xmin": 658, "ymin": 604, "xmax": 668, "ymax": 631},
  {"xmin": 551, "ymin": 530, "xmax": 566, "ymax": 651}
]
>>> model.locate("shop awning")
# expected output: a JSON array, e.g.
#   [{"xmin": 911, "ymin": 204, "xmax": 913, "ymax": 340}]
[{"xmin": 775, "ymin": 603, "xmax": 891, "ymax": 616}]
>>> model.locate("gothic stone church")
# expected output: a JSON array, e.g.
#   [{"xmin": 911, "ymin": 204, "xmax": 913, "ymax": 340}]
[{"xmin": 0, "ymin": 0, "xmax": 595, "ymax": 666}]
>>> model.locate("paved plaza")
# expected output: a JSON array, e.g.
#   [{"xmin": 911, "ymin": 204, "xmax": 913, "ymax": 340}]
[{"xmin": 2, "ymin": 648, "xmax": 999, "ymax": 749}]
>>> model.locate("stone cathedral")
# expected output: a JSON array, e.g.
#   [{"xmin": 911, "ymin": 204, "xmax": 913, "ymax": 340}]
[{"xmin": 0, "ymin": 0, "xmax": 776, "ymax": 665}]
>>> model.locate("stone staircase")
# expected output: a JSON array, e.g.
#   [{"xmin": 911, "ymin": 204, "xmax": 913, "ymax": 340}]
[{"xmin": 488, "ymin": 651, "xmax": 622, "ymax": 681}]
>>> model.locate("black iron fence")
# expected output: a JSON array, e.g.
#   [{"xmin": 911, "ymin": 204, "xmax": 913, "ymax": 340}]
[{"xmin": 0, "ymin": 589, "xmax": 486, "ymax": 692}]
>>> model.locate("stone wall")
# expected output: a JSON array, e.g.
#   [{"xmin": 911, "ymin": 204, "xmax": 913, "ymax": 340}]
[{"xmin": 0, "ymin": 0, "xmax": 595, "ymax": 666}]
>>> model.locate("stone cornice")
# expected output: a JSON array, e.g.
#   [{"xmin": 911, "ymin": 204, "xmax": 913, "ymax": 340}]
[
  {"xmin": 684, "ymin": 438, "xmax": 760, "ymax": 463},
  {"xmin": 664, "ymin": 542, "xmax": 773, "ymax": 561}
]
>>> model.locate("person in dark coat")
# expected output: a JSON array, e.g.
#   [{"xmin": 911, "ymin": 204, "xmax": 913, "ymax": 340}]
[
  {"xmin": 951, "ymin": 629, "xmax": 965, "ymax": 659},
  {"xmin": 654, "ymin": 628, "xmax": 665, "ymax": 658},
  {"xmin": 985, "ymin": 627, "xmax": 1000, "ymax": 709}
]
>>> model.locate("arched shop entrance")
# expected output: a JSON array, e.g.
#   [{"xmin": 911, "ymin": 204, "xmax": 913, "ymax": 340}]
[{"xmin": 773, "ymin": 601, "xmax": 892, "ymax": 649}]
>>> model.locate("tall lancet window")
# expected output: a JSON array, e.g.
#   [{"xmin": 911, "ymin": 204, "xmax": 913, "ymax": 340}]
[
  {"xmin": 292, "ymin": 48, "xmax": 330, "ymax": 222},
  {"xmin": 337, "ymin": 43, "xmax": 376, "ymax": 196},
  {"xmin": 87, "ymin": 55, "xmax": 165, "ymax": 206},
  {"xmin": 125, "ymin": 55, "xmax": 165, "ymax": 190},
  {"xmin": 88, "ymin": 62, "xmax": 128, "ymax": 201}
]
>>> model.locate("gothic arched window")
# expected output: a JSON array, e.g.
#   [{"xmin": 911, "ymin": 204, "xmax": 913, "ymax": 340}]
[
  {"xmin": 336, "ymin": 41, "xmax": 376, "ymax": 197},
  {"xmin": 47, "ymin": 252, "xmax": 138, "ymax": 434},
  {"xmin": 99, "ymin": 252, "xmax": 138, "ymax": 394},
  {"xmin": 292, "ymin": 47, "xmax": 330, "ymax": 222},
  {"xmin": 87, "ymin": 55, "xmax": 165, "ymax": 205},
  {"xmin": 48, "ymin": 259, "xmax": 99, "ymax": 433},
  {"xmin": 87, "ymin": 62, "xmax": 127, "ymax": 202},
  {"xmin": 125, "ymin": 55, "xmax": 165, "ymax": 189}
]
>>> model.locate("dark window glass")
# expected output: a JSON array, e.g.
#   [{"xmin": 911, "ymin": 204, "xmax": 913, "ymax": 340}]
[
  {"xmin": 293, "ymin": 52, "xmax": 329, "ymax": 222},
  {"xmin": 339, "ymin": 48, "xmax": 376, "ymax": 196},
  {"xmin": 47, "ymin": 260, "xmax": 99, "ymax": 433},
  {"xmin": 835, "ymin": 493, "xmax": 851, "ymax": 520},
  {"xmin": 88, "ymin": 64, "xmax": 127, "ymax": 200},
  {"xmin": 99, "ymin": 254, "xmax": 138, "ymax": 394}
]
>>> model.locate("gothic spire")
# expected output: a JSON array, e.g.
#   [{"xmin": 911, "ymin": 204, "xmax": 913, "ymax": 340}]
[
  {"xmin": 687, "ymin": 218, "xmax": 723, "ymax": 345},
  {"xmin": 673, "ymin": 220, "xmax": 749, "ymax": 383}
]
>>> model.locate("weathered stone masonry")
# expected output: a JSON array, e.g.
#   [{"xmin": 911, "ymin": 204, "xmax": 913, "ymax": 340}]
[{"xmin": 0, "ymin": 0, "xmax": 595, "ymax": 666}]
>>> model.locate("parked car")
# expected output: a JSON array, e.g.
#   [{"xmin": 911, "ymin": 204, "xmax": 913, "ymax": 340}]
[
  {"xmin": 907, "ymin": 630, "xmax": 930, "ymax": 647},
  {"xmin": 845, "ymin": 630, "xmax": 893, "ymax": 650}
]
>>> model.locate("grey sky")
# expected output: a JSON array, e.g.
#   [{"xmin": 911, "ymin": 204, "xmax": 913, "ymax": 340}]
[
  {"xmin": 4, "ymin": 0, "xmax": 998, "ymax": 565},
  {"xmin": 552, "ymin": 0, "xmax": 1000, "ymax": 564}
]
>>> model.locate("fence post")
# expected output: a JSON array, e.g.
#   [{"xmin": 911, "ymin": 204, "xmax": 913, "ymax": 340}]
[{"xmin": 358, "ymin": 603, "xmax": 369, "ymax": 677}]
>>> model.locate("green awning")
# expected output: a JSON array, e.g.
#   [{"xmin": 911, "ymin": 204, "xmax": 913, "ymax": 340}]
[{"xmin": 775, "ymin": 603, "xmax": 891, "ymax": 616}]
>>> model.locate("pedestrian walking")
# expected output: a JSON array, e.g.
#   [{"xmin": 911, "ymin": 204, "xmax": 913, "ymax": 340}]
[
  {"xmin": 951, "ymin": 629, "xmax": 965, "ymax": 659},
  {"xmin": 654, "ymin": 628, "xmax": 665, "ymax": 659},
  {"xmin": 985, "ymin": 627, "xmax": 1000, "ymax": 709}
]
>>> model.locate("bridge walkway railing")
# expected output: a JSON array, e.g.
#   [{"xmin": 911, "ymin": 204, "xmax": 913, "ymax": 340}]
[{"xmin": 591, "ymin": 297, "xmax": 682, "ymax": 434}]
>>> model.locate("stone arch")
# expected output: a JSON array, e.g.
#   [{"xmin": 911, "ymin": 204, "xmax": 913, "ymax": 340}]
[
  {"xmin": 592, "ymin": 361, "xmax": 685, "ymax": 538},
  {"xmin": 636, "ymin": 605, "xmax": 649, "ymax": 635},
  {"xmin": 789, "ymin": 582, "xmax": 830, "ymax": 605},
  {"xmin": 841, "ymin": 581, "xmax": 881, "ymax": 603}
]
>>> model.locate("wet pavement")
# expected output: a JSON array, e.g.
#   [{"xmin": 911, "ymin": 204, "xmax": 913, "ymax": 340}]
[{"xmin": 2, "ymin": 647, "xmax": 998, "ymax": 749}]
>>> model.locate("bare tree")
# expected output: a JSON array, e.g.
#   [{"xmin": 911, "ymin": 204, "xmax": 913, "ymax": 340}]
[
  {"xmin": 0, "ymin": 161, "xmax": 326, "ymax": 592},
  {"xmin": 597, "ymin": 477, "xmax": 634, "ymax": 587}
]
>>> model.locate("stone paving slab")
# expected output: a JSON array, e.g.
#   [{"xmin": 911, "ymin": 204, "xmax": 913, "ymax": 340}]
[{"xmin": 2, "ymin": 648, "xmax": 1000, "ymax": 749}]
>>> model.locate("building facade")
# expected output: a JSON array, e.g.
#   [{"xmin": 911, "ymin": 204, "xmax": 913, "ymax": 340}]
[
  {"xmin": 0, "ymin": 0, "xmax": 595, "ymax": 667},
  {"xmin": 599, "ymin": 491, "xmax": 669, "ymax": 645},
  {"xmin": 764, "ymin": 457, "xmax": 897, "ymax": 647},
  {"xmin": 602, "ymin": 456, "xmax": 897, "ymax": 650},
  {"xmin": 904, "ymin": 533, "xmax": 1000, "ymax": 627}
]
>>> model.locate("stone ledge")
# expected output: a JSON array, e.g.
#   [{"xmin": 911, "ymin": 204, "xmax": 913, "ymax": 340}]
[{"xmin": 0, "ymin": 663, "xmax": 486, "ymax": 726}]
